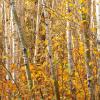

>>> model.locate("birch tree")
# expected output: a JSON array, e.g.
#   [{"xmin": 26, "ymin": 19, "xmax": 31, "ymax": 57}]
[
  {"xmin": 2, "ymin": 0, "xmax": 10, "ymax": 80},
  {"xmin": 66, "ymin": 2, "xmax": 76, "ymax": 100},
  {"xmin": 96, "ymin": 0, "xmax": 100, "ymax": 99},
  {"xmin": 33, "ymin": 0, "xmax": 40, "ymax": 64},
  {"xmin": 42, "ymin": 0, "xmax": 60, "ymax": 100},
  {"xmin": 96, "ymin": 1, "xmax": 100, "ymax": 51},
  {"xmin": 10, "ymin": 0, "xmax": 33, "ymax": 90},
  {"xmin": 81, "ymin": 0, "xmax": 95, "ymax": 99}
]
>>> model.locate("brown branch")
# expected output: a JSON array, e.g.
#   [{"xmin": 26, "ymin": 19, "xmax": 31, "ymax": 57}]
[{"xmin": 1, "ymin": 62, "xmax": 21, "ymax": 97}]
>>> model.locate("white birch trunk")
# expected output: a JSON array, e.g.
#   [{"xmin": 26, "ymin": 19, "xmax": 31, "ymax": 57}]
[
  {"xmin": 96, "ymin": 0, "xmax": 100, "ymax": 51},
  {"xmin": 2, "ymin": 0, "xmax": 10, "ymax": 80},
  {"xmin": 33, "ymin": 0, "xmax": 40, "ymax": 64},
  {"xmin": 10, "ymin": 0, "xmax": 19, "ymax": 84},
  {"xmin": 10, "ymin": 0, "xmax": 33, "ymax": 90},
  {"xmin": 96, "ymin": 0, "xmax": 100, "ymax": 99},
  {"xmin": 42, "ymin": 0, "xmax": 60, "ymax": 100},
  {"xmin": 81, "ymin": 0, "xmax": 95, "ymax": 99},
  {"xmin": 66, "ymin": 3, "xmax": 76, "ymax": 100}
]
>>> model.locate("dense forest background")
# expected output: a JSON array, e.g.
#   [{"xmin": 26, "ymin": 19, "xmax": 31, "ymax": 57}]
[{"xmin": 0, "ymin": 0, "xmax": 100, "ymax": 100}]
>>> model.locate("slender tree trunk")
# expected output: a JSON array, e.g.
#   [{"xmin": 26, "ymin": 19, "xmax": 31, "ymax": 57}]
[
  {"xmin": 66, "ymin": 2, "xmax": 76, "ymax": 100},
  {"xmin": 90, "ymin": 0, "xmax": 97, "ymax": 61},
  {"xmin": 81, "ymin": 0, "xmax": 95, "ymax": 99},
  {"xmin": 10, "ymin": 0, "xmax": 17, "ymax": 85},
  {"xmin": 15, "ymin": 0, "xmax": 24, "ymax": 68},
  {"xmin": 42, "ymin": 0, "xmax": 60, "ymax": 100},
  {"xmin": 96, "ymin": 0, "xmax": 100, "ymax": 52},
  {"xmin": 96, "ymin": 0, "xmax": 100, "ymax": 99},
  {"xmin": 2, "ymin": 0, "xmax": 10, "ymax": 80},
  {"xmin": 90, "ymin": 2, "xmax": 97, "ymax": 99},
  {"xmin": 33, "ymin": 0, "xmax": 40, "ymax": 64},
  {"xmin": 10, "ymin": 0, "xmax": 33, "ymax": 90}
]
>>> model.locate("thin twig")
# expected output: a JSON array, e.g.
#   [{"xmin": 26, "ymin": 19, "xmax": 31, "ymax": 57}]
[{"xmin": 1, "ymin": 62, "xmax": 21, "ymax": 97}]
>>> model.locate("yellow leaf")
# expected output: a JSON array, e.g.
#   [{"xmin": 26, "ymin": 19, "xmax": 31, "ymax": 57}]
[
  {"xmin": 81, "ymin": 7, "xmax": 88, "ymax": 14},
  {"xmin": 88, "ymin": 76, "xmax": 93, "ymax": 81},
  {"xmin": 45, "ymin": 40, "xmax": 48, "ymax": 45},
  {"xmin": 91, "ymin": 27, "xmax": 97, "ymax": 32},
  {"xmin": 3, "ymin": 56, "xmax": 8, "ymax": 59},
  {"xmin": 89, "ymin": 62, "xmax": 93, "ymax": 66}
]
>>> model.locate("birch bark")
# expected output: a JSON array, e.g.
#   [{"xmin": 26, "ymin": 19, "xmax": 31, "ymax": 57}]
[
  {"xmin": 66, "ymin": 3, "xmax": 76, "ymax": 100},
  {"xmin": 33, "ymin": 0, "xmax": 40, "ymax": 64},
  {"xmin": 96, "ymin": 0, "xmax": 100, "ymax": 99},
  {"xmin": 42, "ymin": 0, "xmax": 60, "ymax": 100},
  {"xmin": 10, "ymin": 0, "xmax": 33, "ymax": 90},
  {"xmin": 81, "ymin": 0, "xmax": 95, "ymax": 99},
  {"xmin": 2, "ymin": 0, "xmax": 10, "ymax": 80}
]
